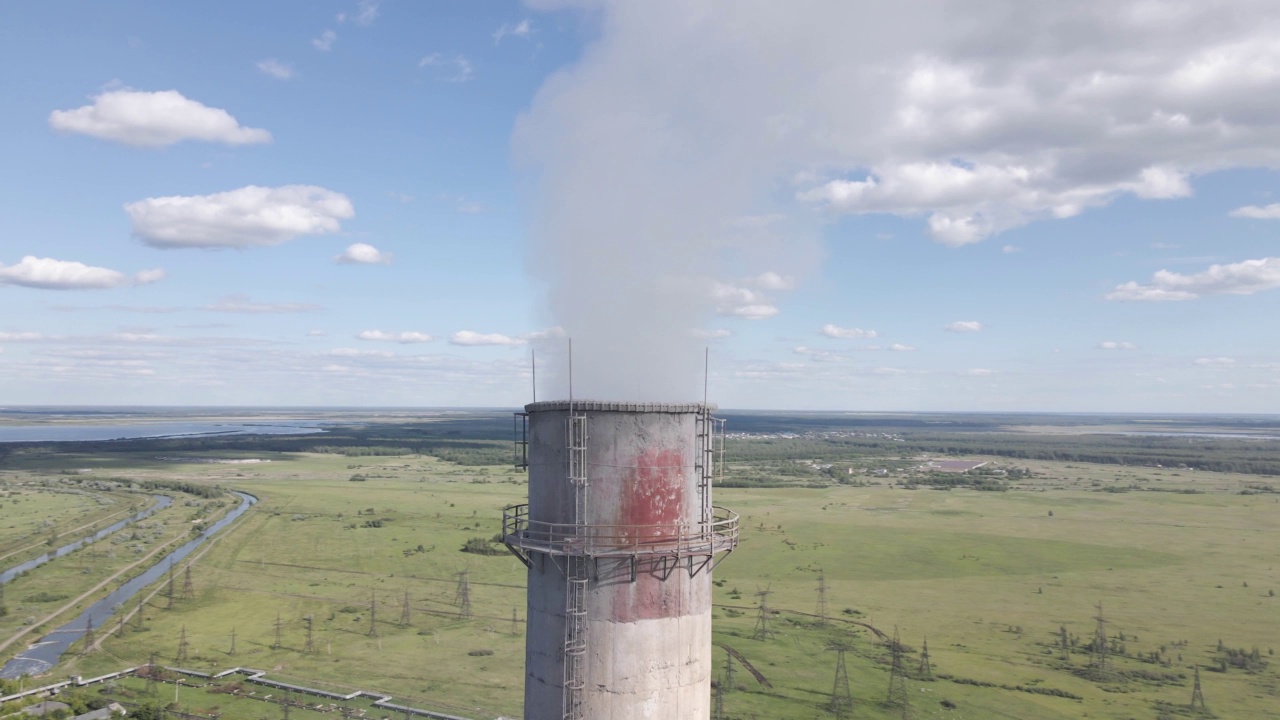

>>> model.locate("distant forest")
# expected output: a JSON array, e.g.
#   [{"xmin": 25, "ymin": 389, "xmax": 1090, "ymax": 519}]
[{"xmin": 2, "ymin": 410, "xmax": 1278, "ymax": 476}]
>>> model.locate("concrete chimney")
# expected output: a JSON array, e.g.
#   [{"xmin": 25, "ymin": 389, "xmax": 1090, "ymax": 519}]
[{"xmin": 504, "ymin": 401, "xmax": 738, "ymax": 720}]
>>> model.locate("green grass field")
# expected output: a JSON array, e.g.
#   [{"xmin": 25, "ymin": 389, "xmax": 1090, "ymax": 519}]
[
  {"xmin": 5, "ymin": 449, "xmax": 1278, "ymax": 719},
  {"xmin": 0, "ymin": 485, "xmax": 142, "ymax": 567}
]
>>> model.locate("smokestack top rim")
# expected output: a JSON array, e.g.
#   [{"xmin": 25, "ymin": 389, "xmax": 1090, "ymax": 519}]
[{"xmin": 524, "ymin": 400, "xmax": 717, "ymax": 414}]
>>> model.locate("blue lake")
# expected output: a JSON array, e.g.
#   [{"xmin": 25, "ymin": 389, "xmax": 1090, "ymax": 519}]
[{"xmin": 0, "ymin": 423, "xmax": 325, "ymax": 443}]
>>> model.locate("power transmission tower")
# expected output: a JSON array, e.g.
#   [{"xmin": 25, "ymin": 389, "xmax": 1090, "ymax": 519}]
[
  {"xmin": 303, "ymin": 615, "xmax": 315, "ymax": 654},
  {"xmin": 1059, "ymin": 624, "xmax": 1070, "ymax": 662},
  {"xmin": 752, "ymin": 587, "xmax": 774, "ymax": 640},
  {"xmin": 886, "ymin": 626, "xmax": 909, "ymax": 711},
  {"xmin": 712, "ymin": 681, "xmax": 725, "ymax": 720},
  {"xmin": 134, "ymin": 598, "xmax": 145, "ymax": 631},
  {"xmin": 369, "ymin": 591, "xmax": 379, "ymax": 637},
  {"xmin": 182, "ymin": 564, "xmax": 194, "ymax": 600},
  {"xmin": 816, "ymin": 567, "xmax": 829, "ymax": 625},
  {"xmin": 1091, "ymin": 601, "xmax": 1108, "ymax": 673},
  {"xmin": 827, "ymin": 640, "xmax": 854, "ymax": 719},
  {"xmin": 166, "ymin": 561, "xmax": 175, "ymax": 610},
  {"xmin": 81, "ymin": 614, "xmax": 96, "ymax": 656},
  {"xmin": 454, "ymin": 570, "xmax": 472, "ymax": 619},
  {"xmin": 511, "ymin": 607, "xmax": 519, "ymax": 635},
  {"xmin": 144, "ymin": 652, "xmax": 159, "ymax": 695},
  {"xmin": 229, "ymin": 627, "xmax": 237, "ymax": 656},
  {"xmin": 273, "ymin": 612, "xmax": 284, "ymax": 649},
  {"xmin": 282, "ymin": 690, "xmax": 292, "ymax": 720},
  {"xmin": 400, "ymin": 589, "xmax": 411, "ymax": 627},
  {"xmin": 175, "ymin": 625, "xmax": 189, "ymax": 664},
  {"xmin": 724, "ymin": 645, "xmax": 736, "ymax": 693},
  {"xmin": 918, "ymin": 637, "xmax": 932, "ymax": 678},
  {"xmin": 1190, "ymin": 665, "xmax": 1206, "ymax": 710}
]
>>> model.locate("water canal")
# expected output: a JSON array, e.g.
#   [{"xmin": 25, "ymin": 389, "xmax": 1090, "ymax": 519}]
[
  {"xmin": 0, "ymin": 491, "xmax": 257, "ymax": 679},
  {"xmin": 1, "ymin": 495, "xmax": 173, "ymax": 585}
]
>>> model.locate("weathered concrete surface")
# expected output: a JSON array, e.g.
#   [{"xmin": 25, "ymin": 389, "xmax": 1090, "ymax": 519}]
[{"xmin": 522, "ymin": 402, "xmax": 716, "ymax": 720}]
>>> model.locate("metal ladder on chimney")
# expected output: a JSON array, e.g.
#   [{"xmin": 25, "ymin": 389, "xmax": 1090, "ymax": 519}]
[
  {"xmin": 562, "ymin": 413, "xmax": 589, "ymax": 720},
  {"xmin": 694, "ymin": 410, "xmax": 725, "ymax": 539}
]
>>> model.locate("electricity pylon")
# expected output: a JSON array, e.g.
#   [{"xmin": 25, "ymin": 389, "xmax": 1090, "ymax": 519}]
[
  {"xmin": 1190, "ymin": 665, "xmax": 1206, "ymax": 710},
  {"xmin": 175, "ymin": 625, "xmax": 190, "ymax": 664},
  {"xmin": 752, "ymin": 587, "xmax": 775, "ymax": 640},
  {"xmin": 816, "ymin": 567, "xmax": 829, "ymax": 625},
  {"xmin": 827, "ymin": 640, "xmax": 854, "ymax": 719},
  {"xmin": 303, "ymin": 615, "xmax": 315, "ymax": 654},
  {"xmin": 455, "ymin": 570, "xmax": 472, "ymax": 619},
  {"xmin": 886, "ymin": 626, "xmax": 909, "ymax": 711}
]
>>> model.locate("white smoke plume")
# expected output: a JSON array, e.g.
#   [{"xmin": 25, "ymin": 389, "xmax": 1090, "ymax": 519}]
[
  {"xmin": 516, "ymin": 2, "xmax": 822, "ymax": 401},
  {"xmin": 517, "ymin": 0, "xmax": 1280, "ymax": 400}
]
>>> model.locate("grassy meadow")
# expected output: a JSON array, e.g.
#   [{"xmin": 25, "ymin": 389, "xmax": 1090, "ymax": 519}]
[
  {"xmin": 0, "ymin": 486, "xmax": 143, "ymax": 567},
  {"xmin": 2, "ymin": 443, "xmax": 1278, "ymax": 719}
]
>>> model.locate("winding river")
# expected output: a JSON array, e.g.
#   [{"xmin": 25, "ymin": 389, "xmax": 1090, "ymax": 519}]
[{"xmin": 1, "ymin": 491, "xmax": 257, "ymax": 679}]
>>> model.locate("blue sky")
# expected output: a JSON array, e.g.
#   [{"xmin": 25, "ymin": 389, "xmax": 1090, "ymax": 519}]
[{"xmin": 2, "ymin": 1, "xmax": 1279, "ymax": 411}]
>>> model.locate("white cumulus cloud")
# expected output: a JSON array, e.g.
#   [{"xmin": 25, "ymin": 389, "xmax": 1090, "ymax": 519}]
[
  {"xmin": 313, "ymin": 30, "xmax": 337, "ymax": 51},
  {"xmin": 203, "ymin": 295, "xmax": 320, "ymax": 313},
  {"xmin": 0, "ymin": 256, "xmax": 163, "ymax": 290},
  {"xmin": 357, "ymin": 330, "xmax": 433, "ymax": 343},
  {"xmin": 354, "ymin": 0, "xmax": 379, "ymax": 26},
  {"xmin": 711, "ymin": 282, "xmax": 779, "ymax": 320},
  {"xmin": 450, "ymin": 331, "xmax": 526, "ymax": 347},
  {"xmin": 493, "ymin": 19, "xmax": 532, "ymax": 44},
  {"xmin": 257, "ymin": 59, "xmax": 295, "ymax": 80},
  {"xmin": 125, "ymin": 185, "xmax": 354, "ymax": 249},
  {"xmin": 1194, "ymin": 357, "xmax": 1236, "ymax": 366},
  {"xmin": 889, "ymin": 343, "xmax": 915, "ymax": 352},
  {"xmin": 419, "ymin": 54, "xmax": 473, "ymax": 83},
  {"xmin": 335, "ymin": 243, "xmax": 391, "ymax": 265},
  {"xmin": 1229, "ymin": 203, "xmax": 1280, "ymax": 219},
  {"xmin": 821, "ymin": 324, "xmax": 877, "ymax": 339},
  {"xmin": 49, "ymin": 89, "xmax": 271, "ymax": 147},
  {"xmin": 526, "ymin": 2, "xmax": 1280, "ymax": 247},
  {"xmin": 945, "ymin": 321, "xmax": 984, "ymax": 333},
  {"xmin": 1098, "ymin": 341, "xmax": 1138, "ymax": 350},
  {"xmin": 1107, "ymin": 257, "xmax": 1280, "ymax": 301},
  {"xmin": 749, "ymin": 271, "xmax": 795, "ymax": 291}
]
